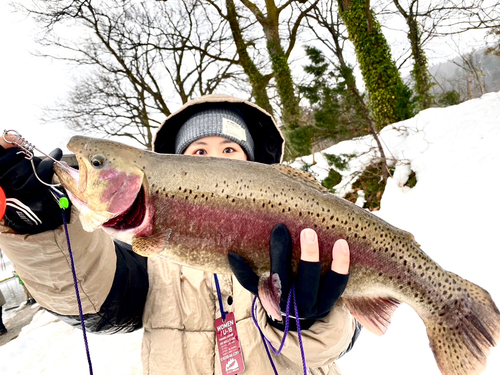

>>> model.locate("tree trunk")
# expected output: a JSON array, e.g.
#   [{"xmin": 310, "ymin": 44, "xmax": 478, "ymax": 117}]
[
  {"xmin": 338, "ymin": 0, "xmax": 412, "ymax": 129},
  {"xmin": 266, "ymin": 27, "xmax": 301, "ymax": 128},
  {"xmin": 239, "ymin": 0, "xmax": 302, "ymax": 130},
  {"xmin": 225, "ymin": 0, "xmax": 273, "ymax": 114},
  {"xmin": 393, "ymin": 0, "xmax": 432, "ymax": 111}
]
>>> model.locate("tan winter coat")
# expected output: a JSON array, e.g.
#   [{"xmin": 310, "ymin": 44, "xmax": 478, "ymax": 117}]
[{"xmin": 0, "ymin": 210, "xmax": 356, "ymax": 374}]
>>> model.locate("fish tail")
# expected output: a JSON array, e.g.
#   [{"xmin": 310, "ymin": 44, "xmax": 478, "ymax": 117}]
[{"xmin": 424, "ymin": 273, "xmax": 500, "ymax": 375}]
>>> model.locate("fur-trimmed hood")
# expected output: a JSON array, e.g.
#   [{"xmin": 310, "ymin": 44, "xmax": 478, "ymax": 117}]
[{"xmin": 154, "ymin": 94, "xmax": 284, "ymax": 164}]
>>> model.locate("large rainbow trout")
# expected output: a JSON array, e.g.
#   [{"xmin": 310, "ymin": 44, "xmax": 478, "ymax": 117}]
[{"xmin": 54, "ymin": 135, "xmax": 500, "ymax": 375}]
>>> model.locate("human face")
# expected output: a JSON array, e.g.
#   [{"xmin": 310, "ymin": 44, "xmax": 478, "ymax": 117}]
[{"xmin": 183, "ymin": 136, "xmax": 248, "ymax": 161}]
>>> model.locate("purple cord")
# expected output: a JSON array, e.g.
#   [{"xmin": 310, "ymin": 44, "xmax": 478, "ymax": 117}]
[
  {"xmin": 291, "ymin": 287, "xmax": 307, "ymax": 372},
  {"xmin": 214, "ymin": 274, "xmax": 227, "ymax": 321},
  {"xmin": 251, "ymin": 284, "xmax": 307, "ymax": 375},
  {"xmin": 61, "ymin": 210, "xmax": 94, "ymax": 375}
]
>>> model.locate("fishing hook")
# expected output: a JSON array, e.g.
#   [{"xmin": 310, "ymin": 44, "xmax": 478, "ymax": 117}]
[{"xmin": 2, "ymin": 129, "xmax": 63, "ymax": 188}]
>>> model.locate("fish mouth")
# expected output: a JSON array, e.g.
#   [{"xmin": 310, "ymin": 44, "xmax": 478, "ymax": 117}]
[{"xmin": 103, "ymin": 185, "xmax": 147, "ymax": 230}]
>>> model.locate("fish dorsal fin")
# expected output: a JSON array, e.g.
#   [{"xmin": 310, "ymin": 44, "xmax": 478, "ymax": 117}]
[
  {"xmin": 272, "ymin": 164, "xmax": 328, "ymax": 193},
  {"xmin": 343, "ymin": 296, "xmax": 401, "ymax": 336}
]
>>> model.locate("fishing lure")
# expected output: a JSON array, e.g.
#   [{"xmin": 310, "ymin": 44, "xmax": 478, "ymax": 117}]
[
  {"xmin": 2, "ymin": 129, "xmax": 69, "ymax": 209},
  {"xmin": 1, "ymin": 129, "xmax": 93, "ymax": 374}
]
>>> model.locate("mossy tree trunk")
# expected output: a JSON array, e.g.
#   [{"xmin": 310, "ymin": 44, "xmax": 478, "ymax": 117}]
[
  {"xmin": 263, "ymin": 21, "xmax": 301, "ymax": 129},
  {"xmin": 224, "ymin": 0, "xmax": 273, "ymax": 114},
  {"xmin": 238, "ymin": 1, "xmax": 314, "ymax": 127},
  {"xmin": 239, "ymin": 0, "xmax": 319, "ymax": 158},
  {"xmin": 393, "ymin": 0, "xmax": 432, "ymax": 111},
  {"xmin": 338, "ymin": 0, "xmax": 413, "ymax": 129}
]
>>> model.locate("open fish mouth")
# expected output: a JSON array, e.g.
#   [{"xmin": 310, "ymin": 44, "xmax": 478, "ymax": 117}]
[
  {"xmin": 103, "ymin": 185, "xmax": 147, "ymax": 230},
  {"xmin": 54, "ymin": 158, "xmax": 148, "ymax": 233}
]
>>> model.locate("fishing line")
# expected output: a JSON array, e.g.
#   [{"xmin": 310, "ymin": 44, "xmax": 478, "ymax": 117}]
[
  {"xmin": 2, "ymin": 129, "xmax": 307, "ymax": 374},
  {"xmin": 251, "ymin": 285, "xmax": 308, "ymax": 375},
  {"xmin": 1, "ymin": 129, "xmax": 93, "ymax": 374},
  {"xmin": 61, "ymin": 206, "xmax": 94, "ymax": 375}
]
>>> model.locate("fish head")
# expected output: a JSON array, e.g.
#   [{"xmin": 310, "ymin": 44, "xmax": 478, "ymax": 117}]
[{"xmin": 54, "ymin": 136, "xmax": 149, "ymax": 234}]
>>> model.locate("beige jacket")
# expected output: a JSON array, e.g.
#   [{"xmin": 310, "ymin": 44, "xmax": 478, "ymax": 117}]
[{"xmin": 0, "ymin": 210, "xmax": 355, "ymax": 374}]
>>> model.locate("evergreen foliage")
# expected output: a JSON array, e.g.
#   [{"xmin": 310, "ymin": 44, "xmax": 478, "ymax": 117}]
[
  {"xmin": 290, "ymin": 46, "xmax": 370, "ymax": 157},
  {"xmin": 321, "ymin": 169, "xmax": 343, "ymax": 192},
  {"xmin": 324, "ymin": 153, "xmax": 355, "ymax": 171},
  {"xmin": 321, "ymin": 153, "xmax": 355, "ymax": 193},
  {"xmin": 437, "ymin": 90, "xmax": 462, "ymax": 107}
]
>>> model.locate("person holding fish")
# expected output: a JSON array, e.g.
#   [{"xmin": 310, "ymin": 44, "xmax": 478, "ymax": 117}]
[{"xmin": 0, "ymin": 95, "xmax": 359, "ymax": 374}]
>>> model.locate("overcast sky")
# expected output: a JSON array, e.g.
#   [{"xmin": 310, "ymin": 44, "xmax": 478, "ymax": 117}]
[
  {"xmin": 0, "ymin": 1, "xmax": 76, "ymax": 154},
  {"xmin": 0, "ymin": 1, "xmax": 491, "ymax": 154}
]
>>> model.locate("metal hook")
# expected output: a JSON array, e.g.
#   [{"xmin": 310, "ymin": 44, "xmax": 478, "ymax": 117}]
[{"xmin": 2, "ymin": 129, "xmax": 62, "ymax": 188}]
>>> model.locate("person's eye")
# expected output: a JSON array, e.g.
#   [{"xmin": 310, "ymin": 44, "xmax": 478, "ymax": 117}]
[
  {"xmin": 223, "ymin": 147, "xmax": 236, "ymax": 154},
  {"xmin": 194, "ymin": 149, "xmax": 207, "ymax": 155}
]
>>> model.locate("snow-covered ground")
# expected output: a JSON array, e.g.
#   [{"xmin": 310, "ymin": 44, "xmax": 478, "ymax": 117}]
[{"xmin": 1, "ymin": 92, "xmax": 500, "ymax": 374}]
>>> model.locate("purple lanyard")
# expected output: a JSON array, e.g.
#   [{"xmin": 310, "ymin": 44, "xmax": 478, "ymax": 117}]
[
  {"xmin": 213, "ymin": 274, "xmax": 227, "ymax": 321},
  {"xmin": 252, "ymin": 284, "xmax": 308, "ymax": 375}
]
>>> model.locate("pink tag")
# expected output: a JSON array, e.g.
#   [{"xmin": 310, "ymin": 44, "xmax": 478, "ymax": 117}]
[{"xmin": 215, "ymin": 312, "xmax": 245, "ymax": 374}]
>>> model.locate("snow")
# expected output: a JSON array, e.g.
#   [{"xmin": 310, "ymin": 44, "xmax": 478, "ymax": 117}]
[
  {"xmin": 297, "ymin": 92, "xmax": 500, "ymax": 375},
  {"xmin": 1, "ymin": 309, "xmax": 143, "ymax": 375},
  {"xmin": 1, "ymin": 92, "xmax": 500, "ymax": 374}
]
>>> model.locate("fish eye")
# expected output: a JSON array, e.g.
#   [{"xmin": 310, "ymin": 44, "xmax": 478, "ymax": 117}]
[{"xmin": 90, "ymin": 154, "xmax": 106, "ymax": 168}]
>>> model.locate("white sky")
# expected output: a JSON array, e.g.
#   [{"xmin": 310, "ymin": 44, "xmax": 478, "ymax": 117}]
[
  {"xmin": 0, "ymin": 0, "xmax": 490, "ymax": 156},
  {"xmin": 0, "ymin": 1, "xmax": 77, "ymax": 154}
]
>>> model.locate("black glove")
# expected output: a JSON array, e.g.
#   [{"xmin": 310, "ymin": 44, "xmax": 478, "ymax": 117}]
[
  {"xmin": 228, "ymin": 223, "xmax": 349, "ymax": 331},
  {"xmin": 0, "ymin": 146, "xmax": 71, "ymax": 234}
]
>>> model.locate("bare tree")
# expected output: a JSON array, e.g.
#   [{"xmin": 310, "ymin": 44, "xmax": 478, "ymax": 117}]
[
  {"xmin": 379, "ymin": 0, "xmax": 499, "ymax": 110},
  {"xmin": 20, "ymin": 0, "xmax": 239, "ymax": 149},
  {"xmin": 453, "ymin": 50, "xmax": 488, "ymax": 99}
]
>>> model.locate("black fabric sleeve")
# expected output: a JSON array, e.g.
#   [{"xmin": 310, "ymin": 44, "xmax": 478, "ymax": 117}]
[{"xmin": 50, "ymin": 240, "xmax": 149, "ymax": 334}]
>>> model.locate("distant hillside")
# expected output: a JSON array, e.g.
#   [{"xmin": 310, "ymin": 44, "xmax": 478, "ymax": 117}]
[{"xmin": 429, "ymin": 48, "xmax": 500, "ymax": 101}]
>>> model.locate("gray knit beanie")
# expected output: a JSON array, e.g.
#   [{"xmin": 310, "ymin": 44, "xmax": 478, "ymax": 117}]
[{"xmin": 174, "ymin": 106, "xmax": 255, "ymax": 161}]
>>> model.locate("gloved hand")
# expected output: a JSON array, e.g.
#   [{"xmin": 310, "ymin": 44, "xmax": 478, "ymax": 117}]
[
  {"xmin": 228, "ymin": 223, "xmax": 349, "ymax": 331},
  {"xmin": 0, "ymin": 146, "xmax": 71, "ymax": 234}
]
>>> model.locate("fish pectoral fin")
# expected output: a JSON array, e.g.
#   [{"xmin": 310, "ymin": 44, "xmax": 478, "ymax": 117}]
[
  {"xmin": 132, "ymin": 229, "xmax": 172, "ymax": 257},
  {"xmin": 343, "ymin": 296, "xmax": 400, "ymax": 336},
  {"xmin": 258, "ymin": 272, "xmax": 282, "ymax": 321}
]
